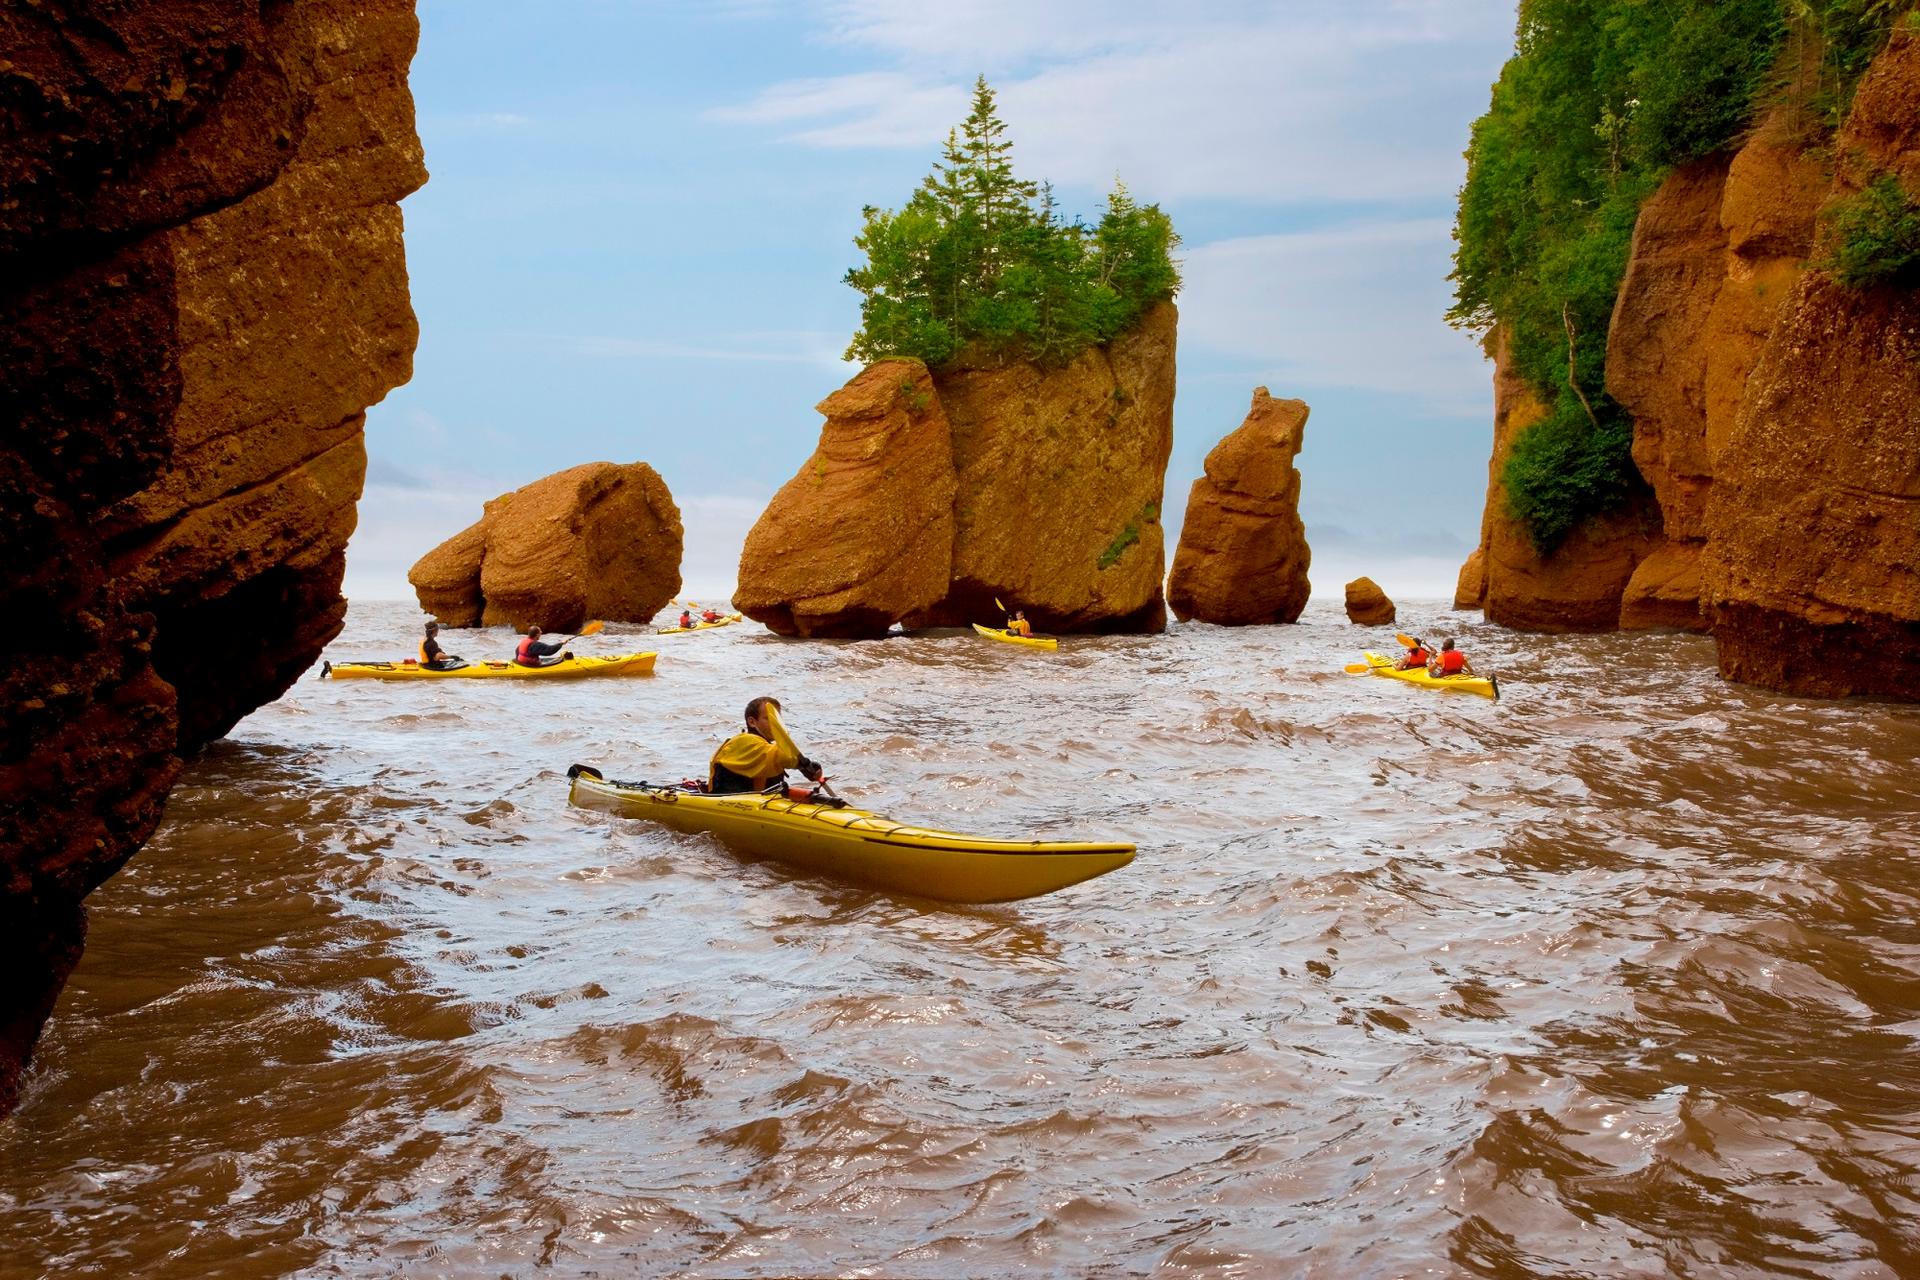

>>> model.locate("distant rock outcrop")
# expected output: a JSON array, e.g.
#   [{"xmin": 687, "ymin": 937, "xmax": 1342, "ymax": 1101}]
[
  {"xmin": 738, "ymin": 302, "xmax": 1177, "ymax": 637},
  {"xmin": 1344, "ymin": 577, "xmax": 1395, "ymax": 625},
  {"xmin": 410, "ymin": 462, "xmax": 683, "ymax": 632},
  {"xmin": 735, "ymin": 362, "xmax": 955, "ymax": 637},
  {"xmin": 1166, "ymin": 389, "xmax": 1312, "ymax": 626},
  {"xmin": 0, "ymin": 0, "xmax": 424, "ymax": 1113}
]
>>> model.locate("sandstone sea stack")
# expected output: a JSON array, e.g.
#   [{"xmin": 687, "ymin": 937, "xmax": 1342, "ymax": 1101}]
[
  {"xmin": 732, "ymin": 362, "xmax": 955, "ymax": 638},
  {"xmin": 737, "ymin": 302, "xmax": 1177, "ymax": 637},
  {"xmin": 0, "ymin": 0, "xmax": 424, "ymax": 1111},
  {"xmin": 410, "ymin": 462, "xmax": 684, "ymax": 633},
  {"xmin": 1166, "ymin": 389, "xmax": 1312, "ymax": 627},
  {"xmin": 1344, "ymin": 578, "xmax": 1395, "ymax": 626}
]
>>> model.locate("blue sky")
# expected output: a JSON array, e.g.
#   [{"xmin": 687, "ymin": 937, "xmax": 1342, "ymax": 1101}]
[{"xmin": 350, "ymin": 0, "xmax": 1520, "ymax": 603}]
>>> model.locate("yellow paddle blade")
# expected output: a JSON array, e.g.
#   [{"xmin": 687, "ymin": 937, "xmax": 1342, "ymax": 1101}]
[
  {"xmin": 994, "ymin": 597, "xmax": 1006, "ymax": 612},
  {"xmin": 1396, "ymin": 633, "xmax": 1417, "ymax": 649},
  {"xmin": 580, "ymin": 620, "xmax": 605, "ymax": 637},
  {"xmin": 1345, "ymin": 663, "xmax": 1375, "ymax": 674}
]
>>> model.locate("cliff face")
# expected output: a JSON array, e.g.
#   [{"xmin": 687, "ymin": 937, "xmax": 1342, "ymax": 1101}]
[
  {"xmin": 1701, "ymin": 30, "xmax": 1920, "ymax": 697},
  {"xmin": 0, "ymin": 0, "xmax": 423, "ymax": 1111},
  {"xmin": 735, "ymin": 361, "xmax": 956, "ymax": 638},
  {"xmin": 738, "ymin": 303, "xmax": 1177, "ymax": 637},
  {"xmin": 1461, "ymin": 29, "xmax": 1919, "ymax": 698},
  {"xmin": 410, "ymin": 462, "xmax": 684, "ymax": 633},
  {"xmin": 1457, "ymin": 333, "xmax": 1660, "ymax": 632},
  {"xmin": 1165, "ymin": 388, "xmax": 1312, "ymax": 626}
]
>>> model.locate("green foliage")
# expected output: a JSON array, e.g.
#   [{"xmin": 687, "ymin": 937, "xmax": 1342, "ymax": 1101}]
[
  {"xmin": 1824, "ymin": 173, "xmax": 1920, "ymax": 286},
  {"xmin": 1449, "ymin": 0, "xmax": 1905, "ymax": 552},
  {"xmin": 844, "ymin": 78, "xmax": 1181, "ymax": 369},
  {"xmin": 1096, "ymin": 501, "xmax": 1160, "ymax": 571}
]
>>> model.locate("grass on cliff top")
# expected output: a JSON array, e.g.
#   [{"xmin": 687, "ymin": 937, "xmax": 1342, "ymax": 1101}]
[
  {"xmin": 1450, "ymin": 0, "xmax": 1907, "ymax": 555},
  {"xmin": 842, "ymin": 78, "xmax": 1180, "ymax": 371}
]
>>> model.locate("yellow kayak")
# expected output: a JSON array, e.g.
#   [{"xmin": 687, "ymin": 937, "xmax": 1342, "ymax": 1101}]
[
  {"xmin": 1362, "ymin": 651, "xmax": 1497, "ymax": 699},
  {"xmin": 567, "ymin": 767, "xmax": 1132, "ymax": 903},
  {"xmin": 658, "ymin": 612, "xmax": 743, "ymax": 635},
  {"xmin": 325, "ymin": 652, "xmax": 658, "ymax": 680},
  {"xmin": 971, "ymin": 622, "xmax": 1058, "ymax": 651}
]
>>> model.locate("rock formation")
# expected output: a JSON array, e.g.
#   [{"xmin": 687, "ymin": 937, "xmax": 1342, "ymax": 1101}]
[
  {"xmin": 1165, "ymin": 389, "xmax": 1312, "ymax": 626},
  {"xmin": 738, "ymin": 302, "xmax": 1178, "ymax": 637},
  {"xmin": 1456, "ymin": 332, "xmax": 1660, "ymax": 631},
  {"xmin": 0, "ymin": 0, "xmax": 423, "ymax": 1113},
  {"xmin": 734, "ymin": 362, "xmax": 955, "ymax": 637},
  {"xmin": 1344, "ymin": 578, "xmax": 1395, "ymax": 626},
  {"xmin": 1700, "ymin": 30, "xmax": 1920, "ymax": 698},
  {"xmin": 410, "ymin": 463, "xmax": 684, "ymax": 633},
  {"xmin": 1460, "ymin": 29, "xmax": 1918, "ymax": 700}
]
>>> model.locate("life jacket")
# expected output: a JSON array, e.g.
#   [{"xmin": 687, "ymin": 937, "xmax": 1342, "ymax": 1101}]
[
  {"xmin": 679, "ymin": 613, "xmax": 693, "ymax": 628},
  {"xmin": 516, "ymin": 635, "xmax": 541, "ymax": 665},
  {"xmin": 1438, "ymin": 649, "xmax": 1467, "ymax": 675},
  {"xmin": 702, "ymin": 611, "xmax": 720, "ymax": 622},
  {"xmin": 1009, "ymin": 618, "xmax": 1031, "ymax": 637},
  {"xmin": 1405, "ymin": 647, "xmax": 1429, "ymax": 666},
  {"xmin": 420, "ymin": 638, "xmax": 441, "ymax": 664}
]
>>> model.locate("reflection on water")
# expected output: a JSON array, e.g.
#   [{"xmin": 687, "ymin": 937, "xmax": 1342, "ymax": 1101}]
[{"xmin": 2, "ymin": 601, "xmax": 1918, "ymax": 1276}]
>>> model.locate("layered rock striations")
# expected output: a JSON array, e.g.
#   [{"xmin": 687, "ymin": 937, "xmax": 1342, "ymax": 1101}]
[
  {"xmin": 410, "ymin": 463, "xmax": 684, "ymax": 633},
  {"xmin": 734, "ymin": 362, "xmax": 955, "ymax": 638},
  {"xmin": 0, "ymin": 0, "xmax": 423, "ymax": 1111},
  {"xmin": 1700, "ymin": 31, "xmax": 1920, "ymax": 697},
  {"xmin": 737, "ymin": 302, "xmax": 1178, "ymax": 637},
  {"xmin": 1166, "ymin": 389, "xmax": 1312, "ymax": 626}
]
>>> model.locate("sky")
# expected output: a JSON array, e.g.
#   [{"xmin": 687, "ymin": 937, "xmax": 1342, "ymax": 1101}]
[{"xmin": 349, "ymin": 0, "xmax": 1522, "ymax": 605}]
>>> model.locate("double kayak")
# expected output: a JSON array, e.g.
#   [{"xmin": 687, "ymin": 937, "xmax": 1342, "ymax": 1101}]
[
  {"xmin": 1361, "ymin": 651, "xmax": 1497, "ymax": 699},
  {"xmin": 567, "ymin": 766, "xmax": 1132, "ymax": 903},
  {"xmin": 658, "ymin": 613, "xmax": 743, "ymax": 635},
  {"xmin": 971, "ymin": 623, "xmax": 1058, "ymax": 651},
  {"xmin": 324, "ymin": 652, "xmax": 658, "ymax": 681}
]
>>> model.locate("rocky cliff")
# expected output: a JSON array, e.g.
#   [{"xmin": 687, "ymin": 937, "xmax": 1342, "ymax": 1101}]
[
  {"xmin": 1459, "ymin": 29, "xmax": 1918, "ymax": 698},
  {"xmin": 737, "ymin": 303, "xmax": 1177, "ymax": 637},
  {"xmin": 1165, "ymin": 388, "xmax": 1312, "ymax": 626},
  {"xmin": 0, "ymin": 0, "xmax": 423, "ymax": 1112},
  {"xmin": 410, "ymin": 462, "xmax": 684, "ymax": 632}
]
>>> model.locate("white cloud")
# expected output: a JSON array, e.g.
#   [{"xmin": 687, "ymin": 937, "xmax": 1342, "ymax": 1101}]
[
  {"xmin": 1179, "ymin": 221, "xmax": 1490, "ymax": 410},
  {"xmin": 715, "ymin": 1, "xmax": 1514, "ymax": 204}
]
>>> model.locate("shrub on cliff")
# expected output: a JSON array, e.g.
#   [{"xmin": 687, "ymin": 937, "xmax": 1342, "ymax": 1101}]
[
  {"xmin": 1449, "ymin": 0, "xmax": 1905, "ymax": 554},
  {"xmin": 1824, "ymin": 173, "xmax": 1920, "ymax": 287},
  {"xmin": 843, "ymin": 78, "xmax": 1180, "ymax": 369}
]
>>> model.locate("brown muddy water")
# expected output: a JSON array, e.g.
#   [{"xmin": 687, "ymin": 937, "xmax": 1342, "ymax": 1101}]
[{"xmin": 3, "ymin": 599, "xmax": 1919, "ymax": 1278}]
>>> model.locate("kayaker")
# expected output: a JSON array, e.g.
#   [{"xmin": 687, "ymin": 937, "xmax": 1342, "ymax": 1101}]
[
  {"xmin": 514, "ymin": 626, "xmax": 569, "ymax": 667},
  {"xmin": 1428, "ymin": 638, "xmax": 1473, "ymax": 678},
  {"xmin": 678, "ymin": 608, "xmax": 694, "ymax": 629},
  {"xmin": 1006, "ymin": 610, "xmax": 1033, "ymax": 639},
  {"xmin": 702, "ymin": 607, "xmax": 722, "ymax": 624},
  {"xmin": 419, "ymin": 621, "xmax": 464, "ymax": 671},
  {"xmin": 709, "ymin": 696, "xmax": 825, "ymax": 795},
  {"xmin": 1395, "ymin": 637, "xmax": 1431, "ymax": 670}
]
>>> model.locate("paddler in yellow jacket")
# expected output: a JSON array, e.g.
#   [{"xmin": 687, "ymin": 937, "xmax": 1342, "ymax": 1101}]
[
  {"xmin": 1006, "ymin": 609, "xmax": 1033, "ymax": 638},
  {"xmin": 709, "ymin": 696, "xmax": 825, "ymax": 794}
]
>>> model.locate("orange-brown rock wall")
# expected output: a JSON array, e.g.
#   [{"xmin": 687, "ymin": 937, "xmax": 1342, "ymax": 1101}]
[
  {"xmin": 0, "ymin": 0, "xmax": 423, "ymax": 1113},
  {"xmin": 736, "ymin": 361, "xmax": 956, "ymax": 638}
]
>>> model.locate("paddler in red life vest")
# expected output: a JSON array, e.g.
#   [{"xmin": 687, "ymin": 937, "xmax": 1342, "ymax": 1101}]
[
  {"xmin": 678, "ymin": 609, "xmax": 694, "ymax": 629},
  {"xmin": 1428, "ymin": 638, "xmax": 1473, "ymax": 679},
  {"xmin": 1394, "ymin": 637, "xmax": 1431, "ymax": 670},
  {"xmin": 709, "ymin": 696, "xmax": 825, "ymax": 796},
  {"xmin": 514, "ymin": 625, "xmax": 569, "ymax": 667},
  {"xmin": 701, "ymin": 607, "xmax": 722, "ymax": 624},
  {"xmin": 419, "ymin": 621, "xmax": 465, "ymax": 670},
  {"xmin": 1006, "ymin": 610, "xmax": 1033, "ymax": 638}
]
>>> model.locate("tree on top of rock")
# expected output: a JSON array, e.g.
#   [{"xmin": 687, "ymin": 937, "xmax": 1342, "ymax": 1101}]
[{"xmin": 844, "ymin": 76, "xmax": 1180, "ymax": 369}]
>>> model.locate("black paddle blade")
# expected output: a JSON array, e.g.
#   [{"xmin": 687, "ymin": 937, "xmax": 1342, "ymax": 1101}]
[{"xmin": 567, "ymin": 763, "xmax": 604, "ymax": 781}]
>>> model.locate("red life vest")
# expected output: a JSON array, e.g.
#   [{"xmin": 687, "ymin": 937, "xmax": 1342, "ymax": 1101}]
[
  {"xmin": 1405, "ymin": 647, "xmax": 1429, "ymax": 666},
  {"xmin": 1438, "ymin": 649, "xmax": 1467, "ymax": 675},
  {"xmin": 516, "ymin": 635, "xmax": 541, "ymax": 665}
]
